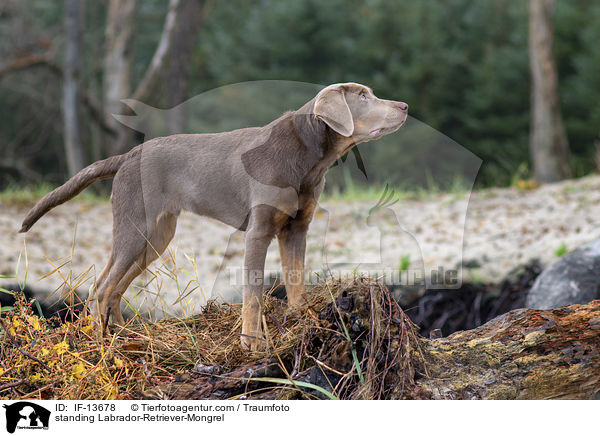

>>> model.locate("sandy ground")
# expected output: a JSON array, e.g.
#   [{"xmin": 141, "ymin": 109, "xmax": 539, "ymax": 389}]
[{"xmin": 1, "ymin": 174, "xmax": 600, "ymax": 318}]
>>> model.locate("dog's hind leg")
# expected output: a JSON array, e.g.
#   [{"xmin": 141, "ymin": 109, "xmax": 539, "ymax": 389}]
[
  {"xmin": 87, "ymin": 249, "xmax": 113, "ymax": 316},
  {"xmin": 95, "ymin": 246, "xmax": 144, "ymax": 326},
  {"xmin": 106, "ymin": 212, "xmax": 178, "ymax": 324},
  {"xmin": 92, "ymin": 185, "xmax": 158, "ymax": 326}
]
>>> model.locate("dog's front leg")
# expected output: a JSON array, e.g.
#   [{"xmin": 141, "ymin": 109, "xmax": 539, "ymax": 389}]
[
  {"xmin": 241, "ymin": 227, "xmax": 272, "ymax": 351},
  {"xmin": 277, "ymin": 223, "xmax": 308, "ymax": 308}
]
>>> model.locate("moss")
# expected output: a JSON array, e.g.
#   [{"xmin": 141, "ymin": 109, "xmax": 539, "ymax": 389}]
[
  {"xmin": 485, "ymin": 383, "xmax": 518, "ymax": 400},
  {"xmin": 522, "ymin": 330, "xmax": 547, "ymax": 347}
]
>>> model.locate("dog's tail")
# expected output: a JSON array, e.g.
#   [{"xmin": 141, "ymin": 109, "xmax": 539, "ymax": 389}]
[{"xmin": 19, "ymin": 153, "xmax": 128, "ymax": 233}]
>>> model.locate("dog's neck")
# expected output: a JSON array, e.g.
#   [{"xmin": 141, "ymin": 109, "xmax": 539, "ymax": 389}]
[
  {"xmin": 243, "ymin": 99, "xmax": 358, "ymax": 196},
  {"xmin": 290, "ymin": 99, "xmax": 328, "ymax": 154},
  {"xmin": 291, "ymin": 99, "xmax": 357, "ymax": 190}
]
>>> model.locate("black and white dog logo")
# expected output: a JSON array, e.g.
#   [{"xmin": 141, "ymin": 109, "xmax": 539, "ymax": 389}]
[{"xmin": 3, "ymin": 402, "xmax": 50, "ymax": 433}]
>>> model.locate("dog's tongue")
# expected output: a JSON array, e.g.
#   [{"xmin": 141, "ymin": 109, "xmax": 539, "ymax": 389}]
[{"xmin": 369, "ymin": 129, "xmax": 381, "ymax": 136}]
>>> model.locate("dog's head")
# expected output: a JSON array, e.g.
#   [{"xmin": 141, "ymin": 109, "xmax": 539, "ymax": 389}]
[{"xmin": 313, "ymin": 82, "xmax": 408, "ymax": 143}]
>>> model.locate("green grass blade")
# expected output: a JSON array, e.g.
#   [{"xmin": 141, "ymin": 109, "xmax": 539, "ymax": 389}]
[
  {"xmin": 351, "ymin": 348, "xmax": 364, "ymax": 385},
  {"xmin": 32, "ymin": 299, "xmax": 45, "ymax": 319},
  {"xmin": 0, "ymin": 288, "xmax": 16, "ymax": 296},
  {"xmin": 249, "ymin": 377, "xmax": 339, "ymax": 400}
]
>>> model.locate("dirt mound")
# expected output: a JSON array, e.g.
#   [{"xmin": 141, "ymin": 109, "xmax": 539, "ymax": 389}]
[{"xmin": 0, "ymin": 277, "xmax": 426, "ymax": 400}]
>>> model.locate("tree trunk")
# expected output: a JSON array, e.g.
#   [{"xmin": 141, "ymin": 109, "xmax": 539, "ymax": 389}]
[
  {"xmin": 62, "ymin": 0, "xmax": 85, "ymax": 177},
  {"xmin": 166, "ymin": 0, "xmax": 205, "ymax": 134},
  {"xmin": 103, "ymin": 0, "xmax": 137, "ymax": 156},
  {"xmin": 131, "ymin": 0, "xmax": 188, "ymax": 104},
  {"xmin": 529, "ymin": 0, "xmax": 571, "ymax": 183},
  {"xmin": 104, "ymin": 0, "xmax": 202, "ymax": 154}
]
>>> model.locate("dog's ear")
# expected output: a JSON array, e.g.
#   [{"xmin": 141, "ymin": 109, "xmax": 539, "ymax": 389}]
[{"xmin": 313, "ymin": 86, "xmax": 354, "ymax": 137}]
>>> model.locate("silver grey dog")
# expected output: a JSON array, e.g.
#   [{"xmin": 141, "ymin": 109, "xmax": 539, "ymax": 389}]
[{"xmin": 19, "ymin": 82, "xmax": 408, "ymax": 350}]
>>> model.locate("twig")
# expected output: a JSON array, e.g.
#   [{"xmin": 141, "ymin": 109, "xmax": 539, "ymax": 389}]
[
  {"xmin": 268, "ymin": 314, "xmax": 285, "ymax": 335},
  {"xmin": 0, "ymin": 379, "xmax": 25, "ymax": 391}
]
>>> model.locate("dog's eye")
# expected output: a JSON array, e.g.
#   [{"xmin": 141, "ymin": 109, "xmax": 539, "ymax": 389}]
[{"xmin": 360, "ymin": 94, "xmax": 367, "ymax": 102}]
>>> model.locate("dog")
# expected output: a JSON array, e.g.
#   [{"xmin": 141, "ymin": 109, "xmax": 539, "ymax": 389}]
[{"xmin": 19, "ymin": 82, "xmax": 408, "ymax": 350}]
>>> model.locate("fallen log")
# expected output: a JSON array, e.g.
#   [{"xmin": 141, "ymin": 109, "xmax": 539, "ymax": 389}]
[{"xmin": 414, "ymin": 301, "xmax": 600, "ymax": 399}]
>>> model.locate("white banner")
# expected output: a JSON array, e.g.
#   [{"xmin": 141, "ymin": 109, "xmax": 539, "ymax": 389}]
[{"xmin": 0, "ymin": 399, "xmax": 594, "ymax": 435}]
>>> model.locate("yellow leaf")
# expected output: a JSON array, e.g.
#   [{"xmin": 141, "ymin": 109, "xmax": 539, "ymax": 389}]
[
  {"xmin": 41, "ymin": 348, "xmax": 50, "ymax": 357},
  {"xmin": 53, "ymin": 341, "xmax": 69, "ymax": 355},
  {"xmin": 72, "ymin": 363, "xmax": 86, "ymax": 379},
  {"xmin": 114, "ymin": 357, "xmax": 124, "ymax": 368},
  {"xmin": 30, "ymin": 317, "xmax": 41, "ymax": 331}
]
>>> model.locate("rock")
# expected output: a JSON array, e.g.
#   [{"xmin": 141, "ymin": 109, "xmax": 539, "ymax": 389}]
[
  {"xmin": 526, "ymin": 238, "xmax": 600, "ymax": 309},
  {"xmin": 0, "ymin": 284, "xmax": 84, "ymax": 322}
]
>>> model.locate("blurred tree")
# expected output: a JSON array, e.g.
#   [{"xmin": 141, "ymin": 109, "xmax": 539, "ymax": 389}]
[
  {"xmin": 557, "ymin": 1, "xmax": 600, "ymax": 176},
  {"xmin": 103, "ymin": 0, "xmax": 205, "ymax": 154},
  {"xmin": 167, "ymin": 0, "xmax": 206, "ymax": 134},
  {"xmin": 131, "ymin": 0, "xmax": 188, "ymax": 104},
  {"xmin": 103, "ymin": 0, "xmax": 137, "ymax": 156},
  {"xmin": 2, "ymin": 1, "xmax": 600, "ymax": 189},
  {"xmin": 528, "ymin": 0, "xmax": 571, "ymax": 182},
  {"xmin": 62, "ymin": 0, "xmax": 85, "ymax": 177}
]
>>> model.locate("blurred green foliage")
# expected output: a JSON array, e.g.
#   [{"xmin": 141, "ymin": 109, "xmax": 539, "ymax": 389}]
[{"xmin": 1, "ymin": 0, "xmax": 599, "ymax": 191}]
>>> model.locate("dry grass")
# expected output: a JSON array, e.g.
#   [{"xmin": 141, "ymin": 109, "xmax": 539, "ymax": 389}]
[{"xmin": 0, "ymin": 277, "xmax": 426, "ymax": 400}]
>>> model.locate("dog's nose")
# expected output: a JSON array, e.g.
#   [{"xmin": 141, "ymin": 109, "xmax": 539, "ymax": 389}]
[{"xmin": 397, "ymin": 102, "xmax": 408, "ymax": 111}]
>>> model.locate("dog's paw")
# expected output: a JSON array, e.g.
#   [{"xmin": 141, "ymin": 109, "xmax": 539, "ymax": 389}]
[{"xmin": 240, "ymin": 333, "xmax": 265, "ymax": 351}]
